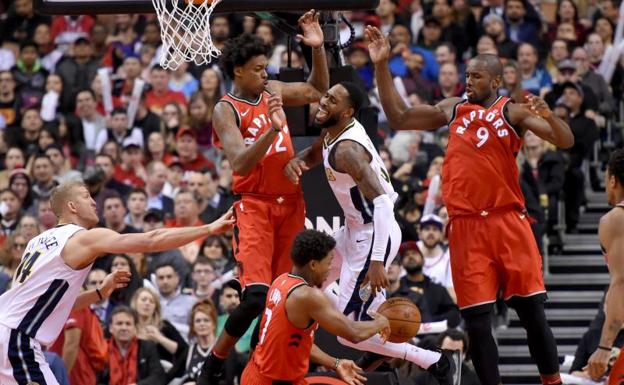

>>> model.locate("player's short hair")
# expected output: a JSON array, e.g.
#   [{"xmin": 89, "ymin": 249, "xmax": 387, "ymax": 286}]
[
  {"xmin": 50, "ymin": 181, "xmax": 87, "ymax": 218},
  {"xmin": 290, "ymin": 229, "xmax": 336, "ymax": 267},
  {"xmin": 220, "ymin": 34, "xmax": 270, "ymax": 80},
  {"xmin": 109, "ymin": 305, "xmax": 138, "ymax": 326},
  {"xmin": 608, "ymin": 149, "xmax": 624, "ymax": 186},
  {"xmin": 473, "ymin": 54, "xmax": 503, "ymax": 77},
  {"xmin": 338, "ymin": 82, "xmax": 366, "ymax": 114}
]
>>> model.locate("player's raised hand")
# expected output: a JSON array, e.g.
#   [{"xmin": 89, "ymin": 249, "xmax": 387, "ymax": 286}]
[
  {"xmin": 336, "ymin": 359, "xmax": 367, "ymax": 385},
  {"xmin": 100, "ymin": 269, "xmax": 131, "ymax": 298},
  {"xmin": 362, "ymin": 261, "xmax": 389, "ymax": 297},
  {"xmin": 297, "ymin": 10, "xmax": 323, "ymax": 49},
  {"xmin": 284, "ymin": 158, "xmax": 310, "ymax": 185},
  {"xmin": 365, "ymin": 26, "xmax": 391, "ymax": 65},
  {"xmin": 524, "ymin": 94, "xmax": 553, "ymax": 119},
  {"xmin": 586, "ymin": 347, "xmax": 610, "ymax": 381},
  {"xmin": 207, "ymin": 208, "xmax": 235, "ymax": 235},
  {"xmin": 368, "ymin": 310, "xmax": 391, "ymax": 343},
  {"xmin": 267, "ymin": 92, "xmax": 287, "ymax": 132}
]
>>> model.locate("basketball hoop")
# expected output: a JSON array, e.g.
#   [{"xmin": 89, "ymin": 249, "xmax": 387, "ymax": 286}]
[{"xmin": 152, "ymin": 0, "xmax": 222, "ymax": 70}]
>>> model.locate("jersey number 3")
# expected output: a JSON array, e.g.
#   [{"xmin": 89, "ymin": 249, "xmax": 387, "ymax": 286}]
[{"xmin": 14, "ymin": 251, "xmax": 41, "ymax": 284}]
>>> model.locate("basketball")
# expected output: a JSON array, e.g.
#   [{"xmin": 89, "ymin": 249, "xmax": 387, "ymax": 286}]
[{"xmin": 378, "ymin": 297, "xmax": 421, "ymax": 343}]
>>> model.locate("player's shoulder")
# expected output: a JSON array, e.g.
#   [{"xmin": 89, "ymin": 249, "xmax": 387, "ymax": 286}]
[{"xmin": 600, "ymin": 207, "xmax": 624, "ymax": 237}]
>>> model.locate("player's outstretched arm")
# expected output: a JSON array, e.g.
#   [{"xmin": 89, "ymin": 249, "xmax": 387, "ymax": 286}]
[
  {"xmin": 588, "ymin": 211, "xmax": 624, "ymax": 380},
  {"xmin": 63, "ymin": 210, "xmax": 234, "ymax": 269},
  {"xmin": 72, "ymin": 269, "xmax": 131, "ymax": 310},
  {"xmin": 269, "ymin": 10, "xmax": 329, "ymax": 106},
  {"xmin": 365, "ymin": 26, "xmax": 452, "ymax": 132},
  {"xmin": 213, "ymin": 94, "xmax": 284, "ymax": 176},
  {"xmin": 283, "ymin": 131, "xmax": 327, "ymax": 184},
  {"xmin": 508, "ymin": 95, "xmax": 574, "ymax": 149},
  {"xmin": 310, "ymin": 345, "xmax": 366, "ymax": 385},
  {"xmin": 298, "ymin": 286, "xmax": 390, "ymax": 343}
]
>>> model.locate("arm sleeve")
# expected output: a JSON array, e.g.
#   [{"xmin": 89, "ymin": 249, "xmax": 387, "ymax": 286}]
[{"xmin": 372, "ymin": 194, "xmax": 394, "ymax": 262}]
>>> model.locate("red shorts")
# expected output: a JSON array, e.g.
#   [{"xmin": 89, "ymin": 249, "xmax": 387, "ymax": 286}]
[
  {"xmin": 233, "ymin": 193, "xmax": 305, "ymax": 289},
  {"xmin": 447, "ymin": 209, "xmax": 546, "ymax": 310},
  {"xmin": 241, "ymin": 359, "xmax": 308, "ymax": 385},
  {"xmin": 609, "ymin": 351, "xmax": 624, "ymax": 385}
]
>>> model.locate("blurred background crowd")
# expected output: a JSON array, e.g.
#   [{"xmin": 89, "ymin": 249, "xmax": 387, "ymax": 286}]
[{"xmin": 0, "ymin": 0, "xmax": 620, "ymax": 383}]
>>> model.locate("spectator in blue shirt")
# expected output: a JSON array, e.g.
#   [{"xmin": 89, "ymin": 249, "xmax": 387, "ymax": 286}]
[{"xmin": 518, "ymin": 43, "xmax": 553, "ymax": 96}]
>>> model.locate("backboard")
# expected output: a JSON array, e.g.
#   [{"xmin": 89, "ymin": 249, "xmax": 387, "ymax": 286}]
[{"xmin": 34, "ymin": 0, "xmax": 380, "ymax": 15}]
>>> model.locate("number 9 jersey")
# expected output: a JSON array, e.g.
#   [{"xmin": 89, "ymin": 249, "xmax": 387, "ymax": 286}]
[{"xmin": 0, "ymin": 224, "xmax": 90, "ymax": 346}]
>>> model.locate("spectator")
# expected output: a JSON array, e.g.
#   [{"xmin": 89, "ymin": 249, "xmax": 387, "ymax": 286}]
[
  {"xmin": 347, "ymin": 44, "xmax": 375, "ymax": 91},
  {"xmin": 518, "ymin": 43, "xmax": 553, "ymax": 96},
  {"xmin": 105, "ymin": 14, "xmax": 140, "ymax": 70},
  {"xmin": 169, "ymin": 61, "xmax": 198, "ymax": 99},
  {"xmin": 385, "ymin": 256, "xmax": 403, "ymax": 297},
  {"xmin": 144, "ymin": 131, "xmax": 171, "ymax": 164},
  {"xmin": 131, "ymin": 287, "xmax": 188, "ymax": 366},
  {"xmin": 215, "ymin": 282, "xmax": 257, "ymax": 356},
  {"xmin": 36, "ymin": 196, "xmax": 56, "ymax": 229},
  {"xmin": 504, "ymin": 0, "xmax": 541, "ymax": 47},
  {"xmin": 30, "ymin": 154, "xmax": 58, "ymax": 201},
  {"xmin": 50, "ymin": 15, "xmax": 95, "ymax": 45},
  {"xmin": 395, "ymin": 241, "xmax": 460, "ymax": 327},
  {"xmin": 83, "ymin": 165, "xmax": 119, "ymax": 220},
  {"xmin": 210, "ymin": 15, "xmax": 230, "ymax": 51},
  {"xmin": 432, "ymin": 62, "xmax": 464, "ymax": 103},
  {"xmin": 476, "ymin": 35, "xmax": 499, "ymax": 56},
  {"xmin": 112, "ymin": 137, "xmax": 146, "ymax": 188},
  {"xmin": 154, "ymin": 263, "xmax": 196, "ymax": 339},
  {"xmin": 0, "ymin": 189, "xmax": 23, "ymax": 241},
  {"xmin": 0, "ymin": 0, "xmax": 51, "ymax": 43},
  {"xmin": 547, "ymin": 0, "xmax": 586, "ymax": 46},
  {"xmin": 431, "ymin": 0, "xmax": 467, "ymax": 58},
  {"xmin": 11, "ymin": 40, "xmax": 48, "ymax": 95},
  {"xmin": 132, "ymin": 93, "xmax": 162, "ymax": 140},
  {"xmin": 95, "ymin": 107, "xmax": 144, "ymax": 154},
  {"xmin": 0, "ymin": 231, "xmax": 26, "ymax": 294},
  {"xmin": 417, "ymin": 214, "xmax": 453, "ymax": 291},
  {"xmin": 56, "ymin": 37, "xmax": 100, "ymax": 106},
  {"xmin": 0, "ymin": 147, "xmax": 25, "ymax": 189},
  {"xmin": 572, "ymin": 46, "xmax": 615, "ymax": 118},
  {"xmin": 188, "ymin": 91, "xmax": 215, "ymax": 149},
  {"xmin": 175, "ymin": 126, "xmax": 214, "ymax": 172},
  {"xmin": 376, "ymin": 0, "xmax": 404, "ymax": 35},
  {"xmin": 170, "ymin": 300, "xmax": 219, "ymax": 383},
  {"xmin": 125, "ymin": 187, "xmax": 147, "ymax": 231},
  {"xmin": 165, "ymin": 189, "xmax": 205, "ymax": 263},
  {"xmin": 394, "ymin": 22, "xmax": 439, "ymax": 83},
  {"xmin": 544, "ymin": 59, "xmax": 599, "ymax": 114},
  {"xmin": 160, "ymin": 102, "xmax": 184, "ymax": 141},
  {"xmin": 9, "ymin": 169, "xmax": 33, "ymax": 212},
  {"xmin": 95, "ymin": 153, "xmax": 131, "ymax": 197},
  {"xmin": 145, "ymin": 65, "xmax": 187, "ymax": 115},
  {"xmin": 103, "ymin": 194, "xmax": 140, "ymax": 234},
  {"xmin": 37, "ymin": 127, "xmax": 59, "ymax": 154},
  {"xmin": 0, "ymin": 71, "xmax": 19, "ymax": 128},
  {"xmin": 144, "ymin": 160, "xmax": 174, "ymax": 214},
  {"xmin": 399, "ymin": 50, "xmax": 434, "ymax": 103},
  {"xmin": 499, "ymin": 60, "xmax": 529, "ymax": 103},
  {"xmin": 188, "ymin": 170, "xmax": 231, "ymax": 224},
  {"xmin": 120, "ymin": 55, "xmax": 143, "ymax": 95},
  {"xmin": 17, "ymin": 214, "xmax": 42, "ymax": 242},
  {"xmin": 66, "ymin": 89, "xmax": 107, "ymax": 165},
  {"xmin": 6, "ymin": 107, "xmax": 43, "ymax": 157},
  {"xmin": 99, "ymin": 306, "xmax": 166, "ymax": 385},
  {"xmin": 569, "ymin": 318, "xmax": 624, "ymax": 378},
  {"xmin": 45, "ymin": 144, "xmax": 82, "ymax": 184},
  {"xmin": 545, "ymin": 39, "xmax": 571, "ymax": 80},
  {"xmin": 593, "ymin": 17, "xmax": 614, "ymax": 45},
  {"xmin": 191, "ymin": 256, "xmax": 218, "ymax": 301},
  {"xmin": 142, "ymin": 208, "xmax": 191, "ymax": 285},
  {"xmin": 200, "ymin": 235, "xmax": 234, "ymax": 278},
  {"xmin": 104, "ymin": 253, "xmax": 144, "ymax": 306},
  {"xmin": 42, "ymin": 73, "xmax": 66, "ymax": 117},
  {"xmin": 87, "ymin": 268, "xmax": 111, "ymax": 326}
]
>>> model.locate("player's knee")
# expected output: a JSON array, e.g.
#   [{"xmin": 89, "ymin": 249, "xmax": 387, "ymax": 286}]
[
  {"xmin": 463, "ymin": 309, "xmax": 492, "ymax": 335},
  {"xmin": 240, "ymin": 289, "xmax": 268, "ymax": 317}
]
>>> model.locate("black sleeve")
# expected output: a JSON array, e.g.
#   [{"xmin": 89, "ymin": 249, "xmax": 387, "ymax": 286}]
[
  {"xmin": 166, "ymin": 344, "xmax": 190, "ymax": 383},
  {"xmin": 162, "ymin": 320, "xmax": 189, "ymax": 355},
  {"xmin": 570, "ymin": 331, "xmax": 594, "ymax": 372},
  {"xmin": 137, "ymin": 341, "xmax": 167, "ymax": 385},
  {"xmin": 542, "ymin": 153, "xmax": 565, "ymax": 195}
]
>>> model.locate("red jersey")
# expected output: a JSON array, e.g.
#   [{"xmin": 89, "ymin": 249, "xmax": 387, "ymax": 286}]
[
  {"xmin": 252, "ymin": 273, "xmax": 318, "ymax": 381},
  {"xmin": 214, "ymin": 92, "xmax": 300, "ymax": 196},
  {"xmin": 442, "ymin": 96, "xmax": 525, "ymax": 216}
]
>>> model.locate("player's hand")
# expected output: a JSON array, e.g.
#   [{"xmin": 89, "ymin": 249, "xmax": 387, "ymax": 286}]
[
  {"xmin": 587, "ymin": 347, "xmax": 611, "ymax": 381},
  {"xmin": 284, "ymin": 158, "xmax": 310, "ymax": 184},
  {"xmin": 297, "ymin": 10, "xmax": 323, "ymax": 49},
  {"xmin": 268, "ymin": 93, "xmax": 287, "ymax": 132},
  {"xmin": 524, "ymin": 94, "xmax": 552, "ymax": 119},
  {"xmin": 336, "ymin": 359, "xmax": 367, "ymax": 385},
  {"xmin": 362, "ymin": 261, "xmax": 389, "ymax": 296},
  {"xmin": 99, "ymin": 270, "xmax": 131, "ymax": 299},
  {"xmin": 365, "ymin": 26, "xmax": 391, "ymax": 65},
  {"xmin": 368, "ymin": 310, "xmax": 391, "ymax": 343},
  {"xmin": 207, "ymin": 208, "xmax": 235, "ymax": 235}
]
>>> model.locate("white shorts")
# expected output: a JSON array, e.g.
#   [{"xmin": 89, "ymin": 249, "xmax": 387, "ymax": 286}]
[
  {"xmin": 327, "ymin": 220, "xmax": 401, "ymax": 321},
  {"xmin": 0, "ymin": 324, "xmax": 58, "ymax": 385}
]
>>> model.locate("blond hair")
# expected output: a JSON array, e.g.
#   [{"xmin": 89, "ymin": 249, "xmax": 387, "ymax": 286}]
[
  {"xmin": 131, "ymin": 287, "xmax": 163, "ymax": 329},
  {"xmin": 50, "ymin": 181, "xmax": 87, "ymax": 218}
]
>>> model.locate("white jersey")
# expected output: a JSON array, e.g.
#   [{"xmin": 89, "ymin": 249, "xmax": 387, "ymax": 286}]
[
  {"xmin": 0, "ymin": 224, "xmax": 90, "ymax": 346},
  {"xmin": 322, "ymin": 119, "xmax": 398, "ymax": 228}
]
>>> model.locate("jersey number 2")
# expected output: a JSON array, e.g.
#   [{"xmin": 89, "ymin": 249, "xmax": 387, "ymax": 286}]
[{"xmin": 14, "ymin": 251, "xmax": 41, "ymax": 284}]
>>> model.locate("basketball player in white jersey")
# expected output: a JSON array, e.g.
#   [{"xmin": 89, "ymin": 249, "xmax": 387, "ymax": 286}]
[
  {"xmin": 0, "ymin": 181, "xmax": 234, "ymax": 385},
  {"xmin": 284, "ymin": 82, "xmax": 455, "ymax": 383}
]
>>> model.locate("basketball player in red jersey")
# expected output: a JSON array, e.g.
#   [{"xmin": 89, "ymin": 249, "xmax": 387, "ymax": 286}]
[
  {"xmin": 199, "ymin": 10, "xmax": 329, "ymax": 383},
  {"xmin": 587, "ymin": 149, "xmax": 624, "ymax": 384},
  {"xmin": 365, "ymin": 26, "xmax": 574, "ymax": 385},
  {"xmin": 242, "ymin": 229, "xmax": 390, "ymax": 385}
]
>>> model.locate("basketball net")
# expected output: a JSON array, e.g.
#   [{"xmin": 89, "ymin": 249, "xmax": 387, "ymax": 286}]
[{"xmin": 151, "ymin": 0, "xmax": 222, "ymax": 70}]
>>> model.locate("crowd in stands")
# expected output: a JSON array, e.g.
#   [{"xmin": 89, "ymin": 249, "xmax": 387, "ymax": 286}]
[{"xmin": 0, "ymin": 0, "xmax": 621, "ymax": 383}]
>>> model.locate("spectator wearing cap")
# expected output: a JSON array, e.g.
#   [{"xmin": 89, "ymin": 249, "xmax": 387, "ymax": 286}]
[
  {"xmin": 175, "ymin": 126, "xmax": 214, "ymax": 172},
  {"xmin": 45, "ymin": 144, "xmax": 82, "ymax": 184},
  {"xmin": 145, "ymin": 65, "xmax": 188, "ymax": 116},
  {"xmin": 166, "ymin": 189, "xmax": 205, "ymax": 263},
  {"xmin": 103, "ymin": 194, "xmax": 140, "ymax": 234},
  {"xmin": 145, "ymin": 160, "xmax": 174, "ymax": 215},
  {"xmin": 95, "ymin": 107, "xmax": 144, "ymax": 154},
  {"xmin": 544, "ymin": 59, "xmax": 599, "ymax": 114},
  {"xmin": 572, "ymin": 46, "xmax": 615, "ymax": 118},
  {"xmin": 125, "ymin": 188, "xmax": 148, "ymax": 231},
  {"xmin": 417, "ymin": 214, "xmax": 454, "ymax": 293},
  {"xmin": 0, "ymin": 71, "xmax": 20, "ymax": 129},
  {"xmin": 95, "ymin": 153, "xmax": 132, "ymax": 197},
  {"xmin": 143, "ymin": 208, "xmax": 191, "ymax": 285},
  {"xmin": 83, "ymin": 165, "xmax": 119, "ymax": 220},
  {"xmin": 483, "ymin": 13, "xmax": 518, "ymax": 59},
  {"xmin": 11, "ymin": 40, "xmax": 48, "ymax": 95},
  {"xmin": 518, "ymin": 43, "xmax": 552, "ymax": 96},
  {"xmin": 559, "ymin": 82, "xmax": 599, "ymax": 234},
  {"xmin": 30, "ymin": 154, "xmax": 58, "ymax": 202},
  {"xmin": 395, "ymin": 241, "xmax": 460, "ymax": 327},
  {"xmin": 163, "ymin": 157, "xmax": 184, "ymax": 199},
  {"xmin": 56, "ymin": 36, "xmax": 100, "ymax": 104},
  {"xmin": 0, "ymin": 147, "xmax": 25, "ymax": 190},
  {"xmin": 113, "ymin": 137, "xmax": 147, "ymax": 188},
  {"xmin": 66, "ymin": 89, "xmax": 107, "ymax": 167}
]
